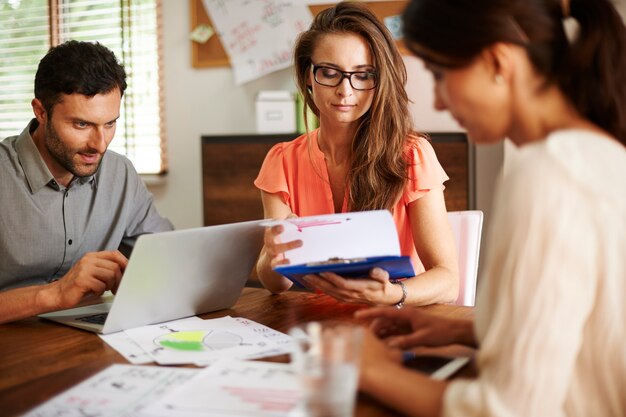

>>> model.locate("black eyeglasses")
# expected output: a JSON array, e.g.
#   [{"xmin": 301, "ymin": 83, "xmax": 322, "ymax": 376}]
[{"xmin": 311, "ymin": 64, "xmax": 377, "ymax": 90}]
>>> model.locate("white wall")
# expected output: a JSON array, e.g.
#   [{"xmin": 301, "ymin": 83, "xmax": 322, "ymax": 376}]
[
  {"xmin": 403, "ymin": 56, "xmax": 462, "ymax": 132},
  {"xmin": 154, "ymin": 1, "xmax": 504, "ymax": 229}
]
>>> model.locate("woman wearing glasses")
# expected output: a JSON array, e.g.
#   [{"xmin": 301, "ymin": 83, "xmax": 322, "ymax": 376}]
[{"xmin": 254, "ymin": 1, "xmax": 459, "ymax": 307}]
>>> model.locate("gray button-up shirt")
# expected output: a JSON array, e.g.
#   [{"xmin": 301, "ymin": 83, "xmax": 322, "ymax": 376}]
[{"xmin": 0, "ymin": 120, "xmax": 173, "ymax": 290}]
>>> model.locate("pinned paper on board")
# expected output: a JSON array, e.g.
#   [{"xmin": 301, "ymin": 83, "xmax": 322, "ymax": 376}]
[
  {"xmin": 190, "ymin": 24, "xmax": 215, "ymax": 43},
  {"xmin": 202, "ymin": 0, "xmax": 313, "ymax": 84},
  {"xmin": 384, "ymin": 14, "xmax": 403, "ymax": 39}
]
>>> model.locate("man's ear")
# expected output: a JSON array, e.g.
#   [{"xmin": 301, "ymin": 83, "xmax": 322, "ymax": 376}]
[{"xmin": 31, "ymin": 98, "xmax": 47, "ymax": 124}]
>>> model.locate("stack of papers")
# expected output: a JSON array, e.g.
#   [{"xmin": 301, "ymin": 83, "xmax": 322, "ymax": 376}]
[
  {"xmin": 264, "ymin": 210, "xmax": 415, "ymax": 286},
  {"xmin": 24, "ymin": 360, "xmax": 303, "ymax": 417},
  {"xmin": 100, "ymin": 316, "xmax": 294, "ymax": 366},
  {"xmin": 28, "ymin": 318, "xmax": 298, "ymax": 416}
]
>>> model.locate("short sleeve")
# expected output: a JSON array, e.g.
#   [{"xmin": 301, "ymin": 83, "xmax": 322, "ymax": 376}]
[
  {"xmin": 254, "ymin": 143, "xmax": 290, "ymax": 204},
  {"xmin": 403, "ymin": 136, "xmax": 449, "ymax": 204}
]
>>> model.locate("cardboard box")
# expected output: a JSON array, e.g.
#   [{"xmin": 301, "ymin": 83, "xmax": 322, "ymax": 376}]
[{"xmin": 255, "ymin": 91, "xmax": 296, "ymax": 134}]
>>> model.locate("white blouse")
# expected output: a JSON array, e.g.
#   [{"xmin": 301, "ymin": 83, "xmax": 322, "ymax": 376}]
[{"xmin": 444, "ymin": 130, "xmax": 626, "ymax": 417}]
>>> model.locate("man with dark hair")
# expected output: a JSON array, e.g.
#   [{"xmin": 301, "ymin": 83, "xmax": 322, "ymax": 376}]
[{"xmin": 0, "ymin": 41, "xmax": 173, "ymax": 323}]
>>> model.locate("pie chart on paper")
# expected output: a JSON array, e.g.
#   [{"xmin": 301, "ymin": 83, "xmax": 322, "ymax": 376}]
[{"xmin": 154, "ymin": 330, "xmax": 243, "ymax": 352}]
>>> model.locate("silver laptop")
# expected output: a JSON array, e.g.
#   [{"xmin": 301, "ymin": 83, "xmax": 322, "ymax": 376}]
[{"xmin": 39, "ymin": 220, "xmax": 265, "ymax": 334}]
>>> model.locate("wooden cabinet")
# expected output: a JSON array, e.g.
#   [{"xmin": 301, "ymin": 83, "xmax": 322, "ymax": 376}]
[{"xmin": 202, "ymin": 133, "xmax": 472, "ymax": 226}]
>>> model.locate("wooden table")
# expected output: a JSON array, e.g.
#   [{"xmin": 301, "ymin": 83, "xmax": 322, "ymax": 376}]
[{"xmin": 0, "ymin": 287, "xmax": 474, "ymax": 417}]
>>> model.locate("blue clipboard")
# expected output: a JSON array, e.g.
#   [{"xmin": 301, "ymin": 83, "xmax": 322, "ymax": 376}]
[{"xmin": 274, "ymin": 255, "xmax": 415, "ymax": 288}]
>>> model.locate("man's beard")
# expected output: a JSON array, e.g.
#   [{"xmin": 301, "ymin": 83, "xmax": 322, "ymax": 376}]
[{"xmin": 44, "ymin": 121, "xmax": 103, "ymax": 179}]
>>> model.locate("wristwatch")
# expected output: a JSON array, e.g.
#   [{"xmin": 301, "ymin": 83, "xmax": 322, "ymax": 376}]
[{"xmin": 391, "ymin": 280, "xmax": 407, "ymax": 309}]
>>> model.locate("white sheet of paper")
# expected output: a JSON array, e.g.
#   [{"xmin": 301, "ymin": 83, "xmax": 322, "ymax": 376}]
[
  {"xmin": 194, "ymin": 317, "xmax": 294, "ymax": 366},
  {"xmin": 23, "ymin": 364, "xmax": 199, "ymax": 417},
  {"xmin": 99, "ymin": 331, "xmax": 153, "ymax": 365},
  {"xmin": 261, "ymin": 210, "xmax": 401, "ymax": 265},
  {"xmin": 145, "ymin": 359, "xmax": 301, "ymax": 417},
  {"xmin": 233, "ymin": 317, "xmax": 293, "ymax": 348},
  {"xmin": 124, "ymin": 316, "xmax": 283, "ymax": 365}
]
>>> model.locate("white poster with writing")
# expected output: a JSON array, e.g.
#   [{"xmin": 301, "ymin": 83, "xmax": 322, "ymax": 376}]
[{"xmin": 202, "ymin": 0, "xmax": 313, "ymax": 84}]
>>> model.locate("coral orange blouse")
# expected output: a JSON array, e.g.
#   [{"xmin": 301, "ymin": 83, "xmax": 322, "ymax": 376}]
[{"xmin": 254, "ymin": 129, "xmax": 448, "ymax": 274}]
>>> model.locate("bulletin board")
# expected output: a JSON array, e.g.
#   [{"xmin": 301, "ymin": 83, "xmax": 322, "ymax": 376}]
[{"xmin": 190, "ymin": 0, "xmax": 409, "ymax": 68}]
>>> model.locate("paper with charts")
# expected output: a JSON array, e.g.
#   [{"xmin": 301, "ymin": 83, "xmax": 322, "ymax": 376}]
[
  {"xmin": 121, "ymin": 316, "xmax": 294, "ymax": 366},
  {"xmin": 144, "ymin": 358, "xmax": 303, "ymax": 417},
  {"xmin": 23, "ymin": 364, "xmax": 200, "ymax": 417}
]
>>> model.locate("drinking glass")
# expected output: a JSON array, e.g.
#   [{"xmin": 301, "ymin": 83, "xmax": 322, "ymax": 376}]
[{"xmin": 289, "ymin": 321, "xmax": 363, "ymax": 417}]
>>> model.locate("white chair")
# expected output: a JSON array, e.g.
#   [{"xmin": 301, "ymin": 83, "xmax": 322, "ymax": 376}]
[{"xmin": 447, "ymin": 210, "xmax": 484, "ymax": 306}]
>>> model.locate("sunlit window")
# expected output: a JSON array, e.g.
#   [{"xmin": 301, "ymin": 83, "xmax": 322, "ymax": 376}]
[{"xmin": 0, "ymin": 0, "xmax": 167, "ymax": 174}]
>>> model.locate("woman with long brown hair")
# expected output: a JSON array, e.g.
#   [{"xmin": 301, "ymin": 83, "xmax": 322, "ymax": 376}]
[
  {"xmin": 356, "ymin": 0, "xmax": 626, "ymax": 415},
  {"xmin": 254, "ymin": 1, "xmax": 459, "ymax": 307}
]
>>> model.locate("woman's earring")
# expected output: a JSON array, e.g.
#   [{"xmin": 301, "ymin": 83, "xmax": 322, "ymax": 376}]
[{"xmin": 494, "ymin": 74, "xmax": 504, "ymax": 84}]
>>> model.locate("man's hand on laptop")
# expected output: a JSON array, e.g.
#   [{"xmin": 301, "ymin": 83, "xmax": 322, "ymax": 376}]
[{"xmin": 44, "ymin": 251, "xmax": 128, "ymax": 311}]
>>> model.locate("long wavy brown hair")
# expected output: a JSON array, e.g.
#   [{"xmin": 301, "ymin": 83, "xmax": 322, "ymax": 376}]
[{"xmin": 293, "ymin": 2, "xmax": 416, "ymax": 211}]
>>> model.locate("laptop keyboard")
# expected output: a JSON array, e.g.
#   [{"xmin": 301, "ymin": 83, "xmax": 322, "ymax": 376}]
[{"xmin": 75, "ymin": 313, "xmax": 109, "ymax": 325}]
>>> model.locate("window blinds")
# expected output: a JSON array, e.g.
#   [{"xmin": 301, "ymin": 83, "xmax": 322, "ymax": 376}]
[{"xmin": 0, "ymin": 0, "xmax": 166, "ymax": 174}]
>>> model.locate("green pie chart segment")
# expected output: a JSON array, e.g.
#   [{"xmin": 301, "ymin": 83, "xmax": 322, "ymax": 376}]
[
  {"xmin": 156, "ymin": 331, "xmax": 206, "ymax": 351},
  {"xmin": 154, "ymin": 330, "xmax": 243, "ymax": 351}
]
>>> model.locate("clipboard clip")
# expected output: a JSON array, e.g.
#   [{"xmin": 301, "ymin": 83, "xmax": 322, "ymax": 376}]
[{"xmin": 306, "ymin": 257, "xmax": 367, "ymax": 267}]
